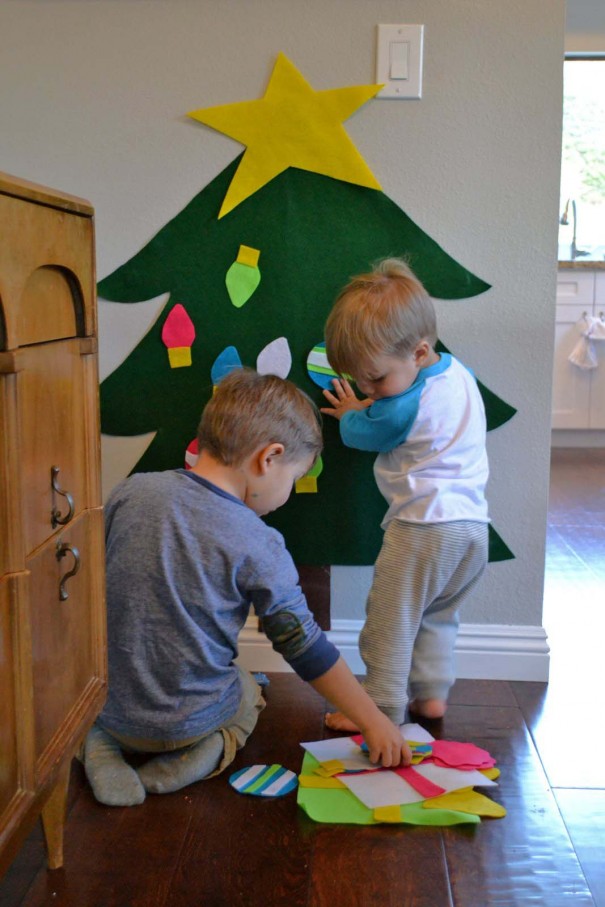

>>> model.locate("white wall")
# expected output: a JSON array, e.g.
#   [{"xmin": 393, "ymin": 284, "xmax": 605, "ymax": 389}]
[{"xmin": 0, "ymin": 0, "xmax": 565, "ymax": 629}]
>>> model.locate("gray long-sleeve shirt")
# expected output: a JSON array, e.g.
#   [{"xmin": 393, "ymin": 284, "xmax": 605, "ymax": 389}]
[{"xmin": 99, "ymin": 469, "xmax": 338, "ymax": 741}]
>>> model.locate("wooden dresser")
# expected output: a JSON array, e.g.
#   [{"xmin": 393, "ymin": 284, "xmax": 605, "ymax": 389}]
[{"xmin": 0, "ymin": 173, "xmax": 107, "ymax": 875}]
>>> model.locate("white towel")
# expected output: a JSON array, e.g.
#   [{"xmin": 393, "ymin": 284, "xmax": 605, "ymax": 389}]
[{"xmin": 569, "ymin": 315, "xmax": 605, "ymax": 370}]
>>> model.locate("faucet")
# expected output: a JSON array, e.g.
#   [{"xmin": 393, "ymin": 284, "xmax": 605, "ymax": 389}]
[{"xmin": 559, "ymin": 198, "xmax": 589, "ymax": 258}]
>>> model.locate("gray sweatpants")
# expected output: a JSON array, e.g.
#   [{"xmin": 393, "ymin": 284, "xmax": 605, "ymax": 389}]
[{"xmin": 359, "ymin": 519, "xmax": 488, "ymax": 725}]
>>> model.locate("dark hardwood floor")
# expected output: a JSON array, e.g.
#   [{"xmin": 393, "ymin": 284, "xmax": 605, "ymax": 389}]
[{"xmin": 1, "ymin": 448, "xmax": 603, "ymax": 906}]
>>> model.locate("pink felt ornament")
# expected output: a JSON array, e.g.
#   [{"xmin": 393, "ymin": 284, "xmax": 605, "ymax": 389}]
[{"xmin": 161, "ymin": 303, "xmax": 196, "ymax": 368}]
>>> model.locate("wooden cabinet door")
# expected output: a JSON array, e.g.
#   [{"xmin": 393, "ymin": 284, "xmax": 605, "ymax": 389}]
[
  {"xmin": 26, "ymin": 509, "xmax": 106, "ymax": 783},
  {"xmin": 0, "ymin": 371, "xmax": 23, "ymax": 576},
  {"xmin": 0, "ymin": 579, "xmax": 20, "ymax": 822},
  {"xmin": 0, "ymin": 575, "xmax": 34, "ymax": 848},
  {"xmin": 0, "ymin": 190, "xmax": 95, "ymax": 350},
  {"xmin": 18, "ymin": 339, "xmax": 101, "ymax": 557}
]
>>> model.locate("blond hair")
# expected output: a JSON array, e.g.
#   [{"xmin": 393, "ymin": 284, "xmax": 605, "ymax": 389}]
[
  {"xmin": 197, "ymin": 368, "xmax": 322, "ymax": 467},
  {"xmin": 325, "ymin": 258, "xmax": 437, "ymax": 377}
]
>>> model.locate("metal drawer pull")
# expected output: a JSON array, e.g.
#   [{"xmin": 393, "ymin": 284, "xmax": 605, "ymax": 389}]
[
  {"xmin": 56, "ymin": 542, "xmax": 81, "ymax": 601},
  {"xmin": 51, "ymin": 465, "xmax": 75, "ymax": 527}
]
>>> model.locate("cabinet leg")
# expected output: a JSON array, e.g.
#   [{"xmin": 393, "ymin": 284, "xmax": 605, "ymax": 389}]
[{"xmin": 41, "ymin": 761, "xmax": 71, "ymax": 870}]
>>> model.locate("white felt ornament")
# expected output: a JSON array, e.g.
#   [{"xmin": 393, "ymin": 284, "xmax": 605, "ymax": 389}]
[{"xmin": 256, "ymin": 337, "xmax": 292, "ymax": 378}]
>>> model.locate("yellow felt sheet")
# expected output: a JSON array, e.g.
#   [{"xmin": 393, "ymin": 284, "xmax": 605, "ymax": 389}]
[{"xmin": 423, "ymin": 787, "xmax": 507, "ymax": 818}]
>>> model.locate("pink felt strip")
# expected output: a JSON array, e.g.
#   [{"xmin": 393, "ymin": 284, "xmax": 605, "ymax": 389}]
[{"xmin": 393, "ymin": 766, "xmax": 446, "ymax": 798}]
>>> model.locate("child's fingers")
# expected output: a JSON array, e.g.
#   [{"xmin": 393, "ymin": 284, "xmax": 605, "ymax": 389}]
[
  {"xmin": 329, "ymin": 378, "xmax": 349, "ymax": 398},
  {"xmin": 401, "ymin": 742, "xmax": 413, "ymax": 766},
  {"xmin": 322, "ymin": 388, "xmax": 340, "ymax": 406},
  {"xmin": 367, "ymin": 742, "xmax": 396, "ymax": 768}
]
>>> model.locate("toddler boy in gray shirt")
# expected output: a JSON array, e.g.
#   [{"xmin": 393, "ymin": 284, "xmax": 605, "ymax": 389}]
[{"xmin": 85, "ymin": 368, "xmax": 411, "ymax": 806}]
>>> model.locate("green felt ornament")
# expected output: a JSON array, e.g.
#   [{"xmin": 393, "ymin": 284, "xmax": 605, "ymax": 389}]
[{"xmin": 225, "ymin": 244, "xmax": 261, "ymax": 308}]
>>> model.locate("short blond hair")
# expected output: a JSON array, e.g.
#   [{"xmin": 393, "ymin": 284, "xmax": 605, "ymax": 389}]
[
  {"xmin": 197, "ymin": 368, "xmax": 322, "ymax": 467},
  {"xmin": 325, "ymin": 258, "xmax": 437, "ymax": 377}
]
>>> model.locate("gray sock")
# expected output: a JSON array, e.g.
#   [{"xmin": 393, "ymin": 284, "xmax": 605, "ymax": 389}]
[
  {"xmin": 84, "ymin": 725, "xmax": 146, "ymax": 807},
  {"xmin": 138, "ymin": 732, "xmax": 224, "ymax": 794}
]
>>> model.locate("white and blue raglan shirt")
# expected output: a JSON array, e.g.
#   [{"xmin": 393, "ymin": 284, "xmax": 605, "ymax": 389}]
[{"xmin": 339, "ymin": 354, "xmax": 489, "ymax": 528}]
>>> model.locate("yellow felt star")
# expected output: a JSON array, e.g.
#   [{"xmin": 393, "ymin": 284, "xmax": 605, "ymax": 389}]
[{"xmin": 188, "ymin": 53, "xmax": 383, "ymax": 218}]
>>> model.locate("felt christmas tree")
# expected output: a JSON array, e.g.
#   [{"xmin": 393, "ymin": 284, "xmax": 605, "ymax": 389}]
[{"xmin": 99, "ymin": 54, "xmax": 515, "ymax": 565}]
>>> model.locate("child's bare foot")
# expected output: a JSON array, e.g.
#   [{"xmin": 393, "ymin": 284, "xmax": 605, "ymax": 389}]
[
  {"xmin": 325, "ymin": 711, "xmax": 360, "ymax": 732},
  {"xmin": 409, "ymin": 698, "xmax": 447, "ymax": 719}
]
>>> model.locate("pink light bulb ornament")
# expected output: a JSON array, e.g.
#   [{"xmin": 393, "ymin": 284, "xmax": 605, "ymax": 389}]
[{"xmin": 161, "ymin": 303, "xmax": 196, "ymax": 368}]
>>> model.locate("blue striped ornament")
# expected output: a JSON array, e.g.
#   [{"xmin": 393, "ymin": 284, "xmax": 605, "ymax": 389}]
[
  {"xmin": 229, "ymin": 764, "xmax": 298, "ymax": 798},
  {"xmin": 306, "ymin": 341, "xmax": 340, "ymax": 390}
]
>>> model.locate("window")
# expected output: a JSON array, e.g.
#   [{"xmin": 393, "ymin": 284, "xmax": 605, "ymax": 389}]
[{"xmin": 559, "ymin": 56, "xmax": 605, "ymax": 252}]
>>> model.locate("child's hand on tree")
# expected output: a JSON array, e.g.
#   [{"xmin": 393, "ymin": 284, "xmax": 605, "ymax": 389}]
[{"xmin": 321, "ymin": 377, "xmax": 371, "ymax": 420}]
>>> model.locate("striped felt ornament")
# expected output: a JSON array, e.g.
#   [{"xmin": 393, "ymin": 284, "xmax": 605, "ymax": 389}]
[
  {"xmin": 306, "ymin": 341, "xmax": 340, "ymax": 389},
  {"xmin": 229, "ymin": 764, "xmax": 298, "ymax": 798}
]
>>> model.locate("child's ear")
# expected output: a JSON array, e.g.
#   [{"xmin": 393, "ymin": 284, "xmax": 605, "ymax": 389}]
[
  {"xmin": 257, "ymin": 443, "xmax": 285, "ymax": 475},
  {"xmin": 414, "ymin": 340, "xmax": 431, "ymax": 365}
]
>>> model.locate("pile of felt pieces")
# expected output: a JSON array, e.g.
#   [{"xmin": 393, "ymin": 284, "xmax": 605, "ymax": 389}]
[{"xmin": 297, "ymin": 723, "xmax": 506, "ymax": 826}]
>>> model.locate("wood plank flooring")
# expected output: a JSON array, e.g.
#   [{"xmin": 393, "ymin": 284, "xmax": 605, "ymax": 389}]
[{"xmin": 1, "ymin": 447, "xmax": 603, "ymax": 907}]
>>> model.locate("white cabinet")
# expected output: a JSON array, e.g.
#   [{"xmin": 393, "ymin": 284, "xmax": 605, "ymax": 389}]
[{"xmin": 553, "ymin": 270, "xmax": 605, "ymax": 429}]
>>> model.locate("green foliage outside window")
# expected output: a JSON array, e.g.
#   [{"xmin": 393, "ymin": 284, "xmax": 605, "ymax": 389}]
[{"xmin": 560, "ymin": 59, "xmax": 605, "ymax": 244}]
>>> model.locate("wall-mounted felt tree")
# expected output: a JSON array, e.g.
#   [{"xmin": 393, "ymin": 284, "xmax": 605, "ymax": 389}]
[{"xmin": 99, "ymin": 54, "xmax": 515, "ymax": 565}]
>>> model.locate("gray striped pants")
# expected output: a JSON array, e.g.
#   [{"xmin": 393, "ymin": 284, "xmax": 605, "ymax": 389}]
[{"xmin": 359, "ymin": 519, "xmax": 488, "ymax": 725}]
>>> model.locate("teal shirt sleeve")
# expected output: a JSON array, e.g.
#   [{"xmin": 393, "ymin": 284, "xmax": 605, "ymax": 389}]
[
  {"xmin": 338, "ymin": 355, "xmax": 454, "ymax": 453},
  {"xmin": 339, "ymin": 382, "xmax": 423, "ymax": 453}
]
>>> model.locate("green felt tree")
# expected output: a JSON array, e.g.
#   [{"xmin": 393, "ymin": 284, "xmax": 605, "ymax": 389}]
[{"xmin": 99, "ymin": 155, "xmax": 515, "ymax": 565}]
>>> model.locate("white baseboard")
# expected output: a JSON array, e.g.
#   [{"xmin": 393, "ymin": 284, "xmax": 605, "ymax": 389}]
[{"xmin": 236, "ymin": 618, "xmax": 550, "ymax": 682}]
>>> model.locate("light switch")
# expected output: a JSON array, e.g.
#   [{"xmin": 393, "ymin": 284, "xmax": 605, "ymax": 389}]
[
  {"xmin": 376, "ymin": 24, "xmax": 424, "ymax": 99},
  {"xmin": 390, "ymin": 42, "xmax": 410, "ymax": 80}
]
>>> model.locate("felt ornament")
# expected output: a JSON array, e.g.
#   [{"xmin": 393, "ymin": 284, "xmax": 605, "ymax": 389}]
[
  {"xmin": 229, "ymin": 764, "xmax": 297, "ymax": 797},
  {"xmin": 306, "ymin": 341, "xmax": 341, "ymax": 390},
  {"xmin": 211, "ymin": 345, "xmax": 243, "ymax": 385},
  {"xmin": 184, "ymin": 438, "xmax": 199, "ymax": 470},
  {"xmin": 295, "ymin": 456, "xmax": 323, "ymax": 494},
  {"xmin": 256, "ymin": 337, "xmax": 292, "ymax": 378},
  {"xmin": 161, "ymin": 303, "xmax": 196, "ymax": 368},
  {"xmin": 226, "ymin": 245, "xmax": 261, "ymax": 308}
]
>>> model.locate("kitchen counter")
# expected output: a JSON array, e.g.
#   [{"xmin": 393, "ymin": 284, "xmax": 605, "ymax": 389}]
[{"xmin": 558, "ymin": 244, "xmax": 605, "ymax": 269}]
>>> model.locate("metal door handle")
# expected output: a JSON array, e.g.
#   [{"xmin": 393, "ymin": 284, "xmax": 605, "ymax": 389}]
[
  {"xmin": 56, "ymin": 541, "xmax": 81, "ymax": 601},
  {"xmin": 51, "ymin": 465, "xmax": 75, "ymax": 527}
]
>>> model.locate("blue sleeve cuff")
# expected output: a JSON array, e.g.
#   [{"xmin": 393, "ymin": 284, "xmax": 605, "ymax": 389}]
[{"xmin": 287, "ymin": 633, "xmax": 340, "ymax": 682}]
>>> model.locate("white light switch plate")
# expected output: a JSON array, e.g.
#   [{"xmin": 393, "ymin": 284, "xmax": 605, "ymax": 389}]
[{"xmin": 376, "ymin": 24, "xmax": 424, "ymax": 99}]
